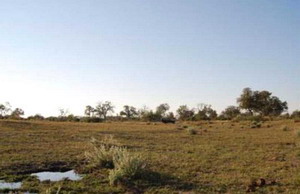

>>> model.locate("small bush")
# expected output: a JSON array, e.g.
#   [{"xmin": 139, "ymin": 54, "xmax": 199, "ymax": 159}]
[
  {"xmin": 281, "ymin": 126, "xmax": 289, "ymax": 131},
  {"xmin": 84, "ymin": 136, "xmax": 121, "ymax": 169},
  {"xmin": 187, "ymin": 128, "xmax": 197, "ymax": 135},
  {"xmin": 84, "ymin": 136, "xmax": 147, "ymax": 186},
  {"xmin": 183, "ymin": 125, "xmax": 188, "ymax": 129},
  {"xmin": 250, "ymin": 121, "xmax": 262, "ymax": 128},
  {"xmin": 109, "ymin": 149, "xmax": 146, "ymax": 185}
]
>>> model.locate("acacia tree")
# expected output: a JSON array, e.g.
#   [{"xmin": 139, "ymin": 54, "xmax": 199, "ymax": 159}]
[
  {"xmin": 0, "ymin": 102, "xmax": 11, "ymax": 117},
  {"xmin": 58, "ymin": 108, "xmax": 69, "ymax": 117},
  {"xmin": 10, "ymin": 108, "xmax": 24, "ymax": 119},
  {"xmin": 177, "ymin": 105, "xmax": 194, "ymax": 120},
  {"xmin": 237, "ymin": 88, "xmax": 288, "ymax": 116},
  {"xmin": 0, "ymin": 104, "xmax": 6, "ymax": 117},
  {"xmin": 156, "ymin": 103, "xmax": 170, "ymax": 117},
  {"xmin": 85, "ymin": 105, "xmax": 95, "ymax": 117},
  {"xmin": 120, "ymin": 105, "xmax": 138, "ymax": 119},
  {"xmin": 194, "ymin": 104, "xmax": 217, "ymax": 120},
  {"xmin": 95, "ymin": 101, "xmax": 114, "ymax": 120}
]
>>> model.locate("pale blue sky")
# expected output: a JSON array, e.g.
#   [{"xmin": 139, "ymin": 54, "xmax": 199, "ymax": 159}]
[{"xmin": 0, "ymin": 0, "xmax": 299, "ymax": 116}]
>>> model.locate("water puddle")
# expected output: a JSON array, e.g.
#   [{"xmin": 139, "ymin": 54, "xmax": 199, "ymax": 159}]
[
  {"xmin": 0, "ymin": 180, "xmax": 22, "ymax": 190},
  {"xmin": 31, "ymin": 170, "xmax": 82, "ymax": 182},
  {"xmin": 0, "ymin": 170, "xmax": 82, "ymax": 191}
]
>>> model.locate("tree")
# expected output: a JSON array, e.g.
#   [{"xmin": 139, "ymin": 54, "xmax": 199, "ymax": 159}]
[
  {"xmin": 194, "ymin": 104, "xmax": 217, "ymax": 120},
  {"xmin": 85, "ymin": 105, "xmax": 95, "ymax": 117},
  {"xmin": 59, "ymin": 108, "xmax": 69, "ymax": 117},
  {"xmin": 28, "ymin": 114, "xmax": 44, "ymax": 120},
  {"xmin": 138, "ymin": 106, "xmax": 149, "ymax": 119},
  {"xmin": 0, "ymin": 104, "xmax": 6, "ymax": 117},
  {"xmin": 291, "ymin": 110, "xmax": 300, "ymax": 118},
  {"xmin": 120, "ymin": 105, "xmax": 138, "ymax": 119},
  {"xmin": 10, "ymin": 108, "xmax": 24, "ymax": 119},
  {"xmin": 95, "ymin": 101, "xmax": 114, "ymax": 120},
  {"xmin": 177, "ymin": 105, "xmax": 194, "ymax": 120},
  {"xmin": 220, "ymin": 106, "xmax": 241, "ymax": 120},
  {"xmin": 237, "ymin": 88, "xmax": 288, "ymax": 116},
  {"xmin": 0, "ymin": 102, "xmax": 11, "ymax": 117},
  {"xmin": 156, "ymin": 103, "xmax": 170, "ymax": 117},
  {"xmin": 237, "ymin": 88, "xmax": 255, "ymax": 114}
]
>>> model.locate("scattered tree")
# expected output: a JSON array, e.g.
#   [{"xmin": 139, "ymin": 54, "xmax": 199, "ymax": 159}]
[
  {"xmin": 156, "ymin": 103, "xmax": 170, "ymax": 117},
  {"xmin": 85, "ymin": 105, "xmax": 95, "ymax": 117},
  {"xmin": 237, "ymin": 88, "xmax": 288, "ymax": 116},
  {"xmin": 95, "ymin": 101, "xmax": 114, "ymax": 120},
  {"xmin": 120, "ymin": 105, "xmax": 138, "ymax": 119},
  {"xmin": 177, "ymin": 105, "xmax": 194, "ymax": 121},
  {"xmin": 10, "ymin": 108, "xmax": 24, "ymax": 119},
  {"xmin": 194, "ymin": 104, "xmax": 217, "ymax": 120}
]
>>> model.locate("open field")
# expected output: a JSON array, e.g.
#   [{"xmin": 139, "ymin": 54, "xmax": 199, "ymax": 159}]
[{"xmin": 1, "ymin": 120, "xmax": 300, "ymax": 193}]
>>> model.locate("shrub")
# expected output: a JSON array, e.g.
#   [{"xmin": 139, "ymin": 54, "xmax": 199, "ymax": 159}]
[
  {"xmin": 85, "ymin": 136, "xmax": 147, "ymax": 185},
  {"xmin": 235, "ymin": 115, "xmax": 264, "ymax": 122},
  {"xmin": 187, "ymin": 128, "xmax": 197, "ymax": 135},
  {"xmin": 84, "ymin": 136, "xmax": 121, "ymax": 169},
  {"xmin": 109, "ymin": 149, "xmax": 146, "ymax": 185},
  {"xmin": 281, "ymin": 126, "xmax": 289, "ymax": 131},
  {"xmin": 80, "ymin": 117, "xmax": 104, "ymax": 123},
  {"xmin": 250, "ymin": 121, "xmax": 262, "ymax": 128}
]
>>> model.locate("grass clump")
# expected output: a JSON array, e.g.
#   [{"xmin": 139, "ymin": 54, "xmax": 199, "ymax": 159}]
[
  {"xmin": 296, "ymin": 130, "xmax": 300, "ymax": 138},
  {"xmin": 84, "ymin": 135, "xmax": 121, "ymax": 169},
  {"xmin": 281, "ymin": 125, "xmax": 289, "ymax": 131},
  {"xmin": 250, "ymin": 121, "xmax": 262, "ymax": 128},
  {"xmin": 109, "ymin": 149, "xmax": 146, "ymax": 185},
  {"xmin": 187, "ymin": 128, "xmax": 197, "ymax": 135},
  {"xmin": 85, "ymin": 135, "xmax": 147, "ymax": 186}
]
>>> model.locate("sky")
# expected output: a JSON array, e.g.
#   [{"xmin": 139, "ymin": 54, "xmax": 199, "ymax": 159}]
[{"xmin": 0, "ymin": 0, "xmax": 299, "ymax": 116}]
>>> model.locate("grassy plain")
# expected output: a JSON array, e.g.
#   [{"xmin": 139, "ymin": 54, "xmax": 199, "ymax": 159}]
[{"xmin": 1, "ymin": 120, "xmax": 300, "ymax": 193}]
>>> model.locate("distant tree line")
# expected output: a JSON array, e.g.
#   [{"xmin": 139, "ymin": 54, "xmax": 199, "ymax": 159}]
[
  {"xmin": 0, "ymin": 102, "xmax": 24, "ymax": 120},
  {"xmin": 1, "ymin": 88, "xmax": 298, "ymax": 122}
]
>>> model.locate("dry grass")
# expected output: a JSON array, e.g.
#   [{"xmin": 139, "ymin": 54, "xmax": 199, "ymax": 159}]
[{"xmin": 1, "ymin": 120, "xmax": 300, "ymax": 193}]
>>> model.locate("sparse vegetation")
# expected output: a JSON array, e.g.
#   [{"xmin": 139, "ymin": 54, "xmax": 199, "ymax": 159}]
[
  {"xmin": 281, "ymin": 125, "xmax": 289, "ymax": 131},
  {"xmin": 1, "ymin": 120, "xmax": 300, "ymax": 193},
  {"xmin": 108, "ymin": 149, "xmax": 146, "ymax": 185},
  {"xmin": 84, "ymin": 136, "xmax": 121, "ymax": 169},
  {"xmin": 250, "ymin": 121, "xmax": 262, "ymax": 128},
  {"xmin": 187, "ymin": 128, "xmax": 197, "ymax": 135}
]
